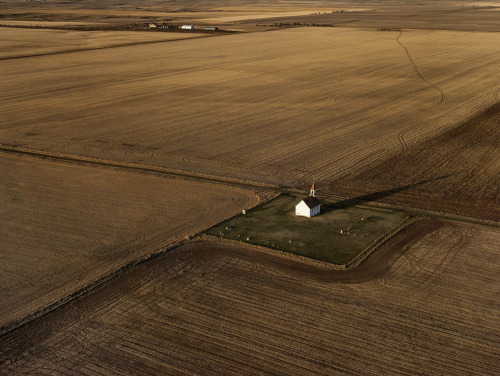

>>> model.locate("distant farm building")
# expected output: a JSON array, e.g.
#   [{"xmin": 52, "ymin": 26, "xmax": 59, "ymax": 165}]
[
  {"xmin": 158, "ymin": 23, "xmax": 173, "ymax": 29},
  {"xmin": 181, "ymin": 25, "xmax": 195, "ymax": 30},
  {"xmin": 295, "ymin": 183, "xmax": 321, "ymax": 218},
  {"xmin": 148, "ymin": 23, "xmax": 157, "ymax": 29},
  {"xmin": 204, "ymin": 26, "xmax": 219, "ymax": 31}
]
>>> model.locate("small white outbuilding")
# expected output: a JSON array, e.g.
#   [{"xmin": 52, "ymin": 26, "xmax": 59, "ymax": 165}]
[
  {"xmin": 295, "ymin": 183, "xmax": 321, "ymax": 218},
  {"xmin": 181, "ymin": 25, "xmax": 195, "ymax": 30}
]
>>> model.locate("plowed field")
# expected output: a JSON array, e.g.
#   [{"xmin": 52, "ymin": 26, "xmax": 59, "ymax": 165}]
[
  {"xmin": 330, "ymin": 102, "xmax": 500, "ymax": 221},
  {"xmin": 2, "ymin": 28, "xmax": 500, "ymax": 187},
  {"xmin": 1, "ymin": 220, "xmax": 499, "ymax": 375},
  {"xmin": 0, "ymin": 153, "xmax": 257, "ymax": 331}
]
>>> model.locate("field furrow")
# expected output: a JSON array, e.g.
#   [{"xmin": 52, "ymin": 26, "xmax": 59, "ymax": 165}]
[
  {"xmin": 1, "ymin": 221, "xmax": 499, "ymax": 375},
  {"xmin": 1, "ymin": 27, "xmax": 499, "ymax": 190},
  {"xmin": 330, "ymin": 100, "xmax": 500, "ymax": 220}
]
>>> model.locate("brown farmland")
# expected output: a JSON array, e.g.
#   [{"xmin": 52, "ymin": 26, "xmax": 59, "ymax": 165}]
[
  {"xmin": 2, "ymin": 1, "xmax": 500, "ymax": 373},
  {"xmin": 330, "ymin": 102, "xmax": 500, "ymax": 221},
  {"xmin": 1, "ymin": 28, "xmax": 500, "ymax": 190},
  {"xmin": 0, "ymin": 153, "xmax": 257, "ymax": 330},
  {"xmin": 1, "ymin": 220, "xmax": 499, "ymax": 375},
  {"xmin": 0, "ymin": 28, "xmax": 205, "ymax": 60},
  {"xmin": 264, "ymin": 1, "xmax": 500, "ymax": 33},
  {"xmin": 0, "ymin": 0, "xmax": 346, "ymax": 27},
  {"xmin": 3, "ymin": 0, "xmax": 500, "ymax": 33}
]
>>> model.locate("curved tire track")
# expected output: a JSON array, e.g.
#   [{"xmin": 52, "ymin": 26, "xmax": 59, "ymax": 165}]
[
  {"xmin": 396, "ymin": 30, "xmax": 446, "ymax": 104},
  {"xmin": 398, "ymin": 130, "xmax": 408, "ymax": 153}
]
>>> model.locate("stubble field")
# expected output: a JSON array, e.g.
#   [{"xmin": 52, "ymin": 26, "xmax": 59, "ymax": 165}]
[
  {"xmin": 1, "ymin": 220, "xmax": 499, "ymax": 375},
  {"xmin": 1, "ymin": 1, "xmax": 500, "ymax": 373},
  {"xmin": 0, "ymin": 28, "xmax": 205, "ymax": 60},
  {"xmin": 0, "ymin": 153, "xmax": 257, "ymax": 331},
  {"xmin": 2, "ymin": 27, "xmax": 500, "ymax": 191},
  {"xmin": 330, "ymin": 101, "xmax": 500, "ymax": 221}
]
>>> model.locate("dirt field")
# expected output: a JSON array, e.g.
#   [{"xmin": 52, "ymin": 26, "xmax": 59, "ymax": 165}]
[
  {"xmin": 1, "ymin": 1, "xmax": 499, "ymax": 373},
  {"xmin": 330, "ymin": 102, "xmax": 500, "ymax": 221},
  {"xmin": 0, "ymin": 28, "xmax": 205, "ymax": 59},
  {"xmin": 0, "ymin": 153, "xmax": 257, "ymax": 331},
  {"xmin": 1, "ymin": 220, "xmax": 498, "ymax": 375},
  {"xmin": 2, "ymin": 27, "xmax": 500, "ymax": 190}
]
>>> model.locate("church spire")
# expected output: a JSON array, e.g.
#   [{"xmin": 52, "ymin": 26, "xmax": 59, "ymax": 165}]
[{"xmin": 310, "ymin": 182, "xmax": 316, "ymax": 197}]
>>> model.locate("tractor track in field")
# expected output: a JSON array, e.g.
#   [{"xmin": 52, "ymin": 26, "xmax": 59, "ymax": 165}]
[
  {"xmin": 398, "ymin": 130, "xmax": 408, "ymax": 152},
  {"xmin": 396, "ymin": 30, "xmax": 446, "ymax": 104}
]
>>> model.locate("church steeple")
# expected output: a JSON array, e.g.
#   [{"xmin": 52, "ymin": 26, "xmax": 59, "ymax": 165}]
[{"xmin": 310, "ymin": 182, "xmax": 316, "ymax": 197}]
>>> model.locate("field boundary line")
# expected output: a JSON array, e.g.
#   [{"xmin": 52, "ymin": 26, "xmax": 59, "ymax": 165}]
[
  {"xmin": 0, "ymin": 33, "xmax": 215, "ymax": 61},
  {"xmin": 0, "ymin": 186, "xmax": 266, "ymax": 338},
  {"xmin": 194, "ymin": 234, "xmax": 346, "ymax": 270},
  {"xmin": 199, "ymin": 215, "xmax": 425, "ymax": 271},
  {"xmin": 2, "ymin": 144, "xmax": 498, "ymax": 227},
  {"xmin": 0, "ymin": 144, "xmax": 280, "ymax": 191},
  {"xmin": 344, "ymin": 215, "xmax": 423, "ymax": 269},
  {"xmin": 0, "ymin": 241, "xmax": 183, "ymax": 337}
]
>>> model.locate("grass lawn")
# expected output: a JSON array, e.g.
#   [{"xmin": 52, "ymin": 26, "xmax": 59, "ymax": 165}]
[{"xmin": 206, "ymin": 193, "xmax": 410, "ymax": 264}]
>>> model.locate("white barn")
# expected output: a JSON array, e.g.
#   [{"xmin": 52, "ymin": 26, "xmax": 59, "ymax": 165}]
[
  {"xmin": 295, "ymin": 183, "xmax": 321, "ymax": 218},
  {"xmin": 181, "ymin": 25, "xmax": 195, "ymax": 30}
]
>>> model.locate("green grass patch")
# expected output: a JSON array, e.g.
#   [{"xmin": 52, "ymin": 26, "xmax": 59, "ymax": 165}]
[{"xmin": 206, "ymin": 193, "xmax": 410, "ymax": 265}]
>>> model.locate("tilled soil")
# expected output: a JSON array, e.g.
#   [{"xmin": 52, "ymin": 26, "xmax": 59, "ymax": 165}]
[
  {"xmin": 0, "ymin": 153, "xmax": 257, "ymax": 331},
  {"xmin": 2, "ymin": 28, "xmax": 500, "ymax": 188},
  {"xmin": 1, "ymin": 219, "xmax": 499, "ymax": 375},
  {"xmin": 330, "ymin": 102, "xmax": 500, "ymax": 221}
]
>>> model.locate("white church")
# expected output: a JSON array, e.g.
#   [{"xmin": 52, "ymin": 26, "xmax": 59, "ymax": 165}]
[{"xmin": 295, "ymin": 183, "xmax": 321, "ymax": 218}]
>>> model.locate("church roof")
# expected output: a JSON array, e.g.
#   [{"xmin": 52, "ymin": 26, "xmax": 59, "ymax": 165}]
[{"xmin": 302, "ymin": 196, "xmax": 320, "ymax": 209}]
